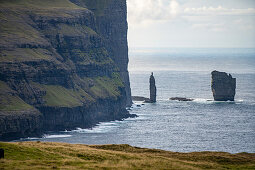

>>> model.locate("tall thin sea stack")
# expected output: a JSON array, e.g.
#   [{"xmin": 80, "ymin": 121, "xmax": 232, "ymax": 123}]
[
  {"xmin": 211, "ymin": 70, "xmax": 236, "ymax": 101},
  {"xmin": 150, "ymin": 72, "xmax": 157, "ymax": 103}
]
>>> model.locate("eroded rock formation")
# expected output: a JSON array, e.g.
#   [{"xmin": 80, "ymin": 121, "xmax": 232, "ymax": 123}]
[
  {"xmin": 169, "ymin": 97, "xmax": 194, "ymax": 101},
  {"xmin": 150, "ymin": 72, "xmax": 156, "ymax": 103},
  {"xmin": 211, "ymin": 70, "xmax": 236, "ymax": 101}
]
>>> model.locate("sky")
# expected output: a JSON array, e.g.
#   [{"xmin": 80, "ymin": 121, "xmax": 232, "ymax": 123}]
[{"xmin": 127, "ymin": 0, "xmax": 255, "ymax": 48}]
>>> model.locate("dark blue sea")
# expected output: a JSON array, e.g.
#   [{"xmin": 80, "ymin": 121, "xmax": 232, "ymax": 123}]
[{"xmin": 20, "ymin": 48, "xmax": 255, "ymax": 153}]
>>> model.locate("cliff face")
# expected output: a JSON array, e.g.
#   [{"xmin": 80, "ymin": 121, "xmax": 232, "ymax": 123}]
[
  {"xmin": 0, "ymin": 0, "xmax": 133, "ymax": 140},
  {"xmin": 70, "ymin": 0, "xmax": 132, "ymax": 106}
]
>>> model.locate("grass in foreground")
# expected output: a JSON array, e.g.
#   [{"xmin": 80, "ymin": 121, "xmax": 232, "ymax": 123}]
[{"xmin": 0, "ymin": 142, "xmax": 254, "ymax": 169}]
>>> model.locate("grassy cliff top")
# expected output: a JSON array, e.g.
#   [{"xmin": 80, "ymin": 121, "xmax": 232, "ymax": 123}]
[
  {"xmin": 0, "ymin": 0, "xmax": 83, "ymax": 9},
  {"xmin": 73, "ymin": 0, "xmax": 113, "ymax": 16},
  {"xmin": 0, "ymin": 142, "xmax": 254, "ymax": 169}
]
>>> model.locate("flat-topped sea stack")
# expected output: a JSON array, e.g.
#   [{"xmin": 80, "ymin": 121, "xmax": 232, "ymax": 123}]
[
  {"xmin": 211, "ymin": 70, "xmax": 236, "ymax": 101},
  {"xmin": 149, "ymin": 72, "xmax": 156, "ymax": 103}
]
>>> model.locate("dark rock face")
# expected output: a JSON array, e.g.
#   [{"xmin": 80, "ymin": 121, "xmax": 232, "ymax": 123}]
[
  {"xmin": 70, "ymin": 0, "xmax": 132, "ymax": 107},
  {"xmin": 0, "ymin": 0, "xmax": 133, "ymax": 140},
  {"xmin": 170, "ymin": 97, "xmax": 194, "ymax": 101},
  {"xmin": 149, "ymin": 73, "xmax": 156, "ymax": 103},
  {"xmin": 40, "ymin": 96, "xmax": 129, "ymax": 131},
  {"xmin": 132, "ymin": 96, "xmax": 150, "ymax": 102},
  {"xmin": 0, "ymin": 109, "xmax": 43, "ymax": 141},
  {"xmin": 211, "ymin": 70, "xmax": 236, "ymax": 101}
]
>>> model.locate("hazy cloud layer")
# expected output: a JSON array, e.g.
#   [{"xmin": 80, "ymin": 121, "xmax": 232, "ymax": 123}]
[
  {"xmin": 128, "ymin": 0, "xmax": 255, "ymax": 24},
  {"xmin": 184, "ymin": 6, "xmax": 255, "ymax": 16},
  {"xmin": 127, "ymin": 0, "xmax": 255, "ymax": 48},
  {"xmin": 127, "ymin": 0, "xmax": 180, "ymax": 24}
]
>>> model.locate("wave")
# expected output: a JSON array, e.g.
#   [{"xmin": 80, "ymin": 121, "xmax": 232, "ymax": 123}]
[
  {"xmin": 166, "ymin": 97, "xmax": 245, "ymax": 104},
  {"xmin": 43, "ymin": 134, "xmax": 72, "ymax": 138},
  {"xmin": 193, "ymin": 98, "xmax": 244, "ymax": 104},
  {"xmin": 64, "ymin": 121, "xmax": 122, "ymax": 134},
  {"xmin": 17, "ymin": 134, "xmax": 72, "ymax": 141}
]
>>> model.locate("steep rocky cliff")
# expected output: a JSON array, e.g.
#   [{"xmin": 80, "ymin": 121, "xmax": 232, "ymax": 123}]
[
  {"xmin": 70, "ymin": 0, "xmax": 132, "ymax": 106},
  {"xmin": 0, "ymin": 0, "xmax": 133, "ymax": 140}
]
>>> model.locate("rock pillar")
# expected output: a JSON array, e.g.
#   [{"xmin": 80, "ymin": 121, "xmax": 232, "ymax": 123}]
[
  {"xmin": 150, "ymin": 72, "xmax": 156, "ymax": 103},
  {"xmin": 211, "ymin": 70, "xmax": 236, "ymax": 101}
]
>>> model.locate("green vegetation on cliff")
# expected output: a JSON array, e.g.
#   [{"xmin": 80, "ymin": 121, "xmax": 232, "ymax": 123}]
[
  {"xmin": 0, "ymin": 81, "xmax": 34, "ymax": 111},
  {"xmin": 0, "ymin": 142, "xmax": 254, "ymax": 169},
  {"xmin": 71, "ymin": 0, "xmax": 112, "ymax": 16},
  {"xmin": 0, "ymin": 0, "xmax": 125, "ymax": 110},
  {"xmin": 0, "ymin": 48, "xmax": 55, "ymax": 62},
  {"xmin": 0, "ymin": 95, "xmax": 33, "ymax": 111},
  {"xmin": 0, "ymin": 0, "xmax": 82, "ymax": 9},
  {"xmin": 29, "ymin": 72, "xmax": 123, "ymax": 108},
  {"xmin": 90, "ymin": 72, "xmax": 124, "ymax": 99},
  {"xmin": 43, "ymin": 85, "xmax": 91, "ymax": 107},
  {"xmin": 0, "ymin": 0, "xmax": 131, "ymax": 139}
]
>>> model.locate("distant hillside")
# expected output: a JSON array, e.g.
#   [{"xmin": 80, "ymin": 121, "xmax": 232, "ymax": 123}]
[{"xmin": 0, "ymin": 0, "xmax": 133, "ymax": 140}]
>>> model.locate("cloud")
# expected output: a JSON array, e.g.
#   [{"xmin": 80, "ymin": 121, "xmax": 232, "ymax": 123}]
[
  {"xmin": 183, "ymin": 6, "xmax": 255, "ymax": 16},
  {"xmin": 128, "ymin": 0, "xmax": 255, "ymax": 27},
  {"xmin": 127, "ymin": 0, "xmax": 255, "ymax": 48},
  {"xmin": 127, "ymin": 0, "xmax": 180, "ymax": 25},
  {"xmin": 182, "ymin": 6, "xmax": 255, "ymax": 32},
  {"xmin": 191, "ymin": 23, "xmax": 226, "ymax": 32}
]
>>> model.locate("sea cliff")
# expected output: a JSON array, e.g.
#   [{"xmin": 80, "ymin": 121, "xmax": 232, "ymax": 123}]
[{"xmin": 0, "ymin": 0, "xmax": 133, "ymax": 140}]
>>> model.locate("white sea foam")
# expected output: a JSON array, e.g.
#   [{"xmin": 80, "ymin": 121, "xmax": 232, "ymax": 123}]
[
  {"xmin": 26, "ymin": 137, "xmax": 40, "ymax": 140},
  {"xmin": 43, "ymin": 134, "xmax": 72, "ymax": 138},
  {"xmin": 17, "ymin": 137, "xmax": 41, "ymax": 141},
  {"xmin": 193, "ymin": 98, "xmax": 244, "ymax": 104},
  {"xmin": 67, "ymin": 121, "xmax": 122, "ymax": 134},
  {"xmin": 193, "ymin": 98, "xmax": 214, "ymax": 103}
]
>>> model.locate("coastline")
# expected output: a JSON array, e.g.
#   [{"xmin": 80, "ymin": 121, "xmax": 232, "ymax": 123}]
[{"xmin": 0, "ymin": 111, "xmax": 137, "ymax": 142}]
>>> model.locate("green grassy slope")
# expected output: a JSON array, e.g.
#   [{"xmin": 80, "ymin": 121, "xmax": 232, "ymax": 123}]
[
  {"xmin": 0, "ymin": 0, "xmax": 82, "ymax": 9},
  {"xmin": 0, "ymin": 142, "xmax": 254, "ymax": 169},
  {"xmin": 70, "ymin": 0, "xmax": 112, "ymax": 16},
  {"xmin": 0, "ymin": 0, "xmax": 124, "ymax": 109},
  {"xmin": 0, "ymin": 81, "xmax": 34, "ymax": 111}
]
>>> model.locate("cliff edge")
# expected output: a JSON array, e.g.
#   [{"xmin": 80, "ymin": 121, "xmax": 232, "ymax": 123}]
[{"xmin": 0, "ymin": 0, "xmax": 133, "ymax": 140}]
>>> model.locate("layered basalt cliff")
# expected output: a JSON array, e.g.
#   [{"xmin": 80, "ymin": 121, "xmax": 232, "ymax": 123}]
[
  {"xmin": 70, "ymin": 0, "xmax": 132, "ymax": 106},
  {"xmin": 0, "ymin": 0, "xmax": 133, "ymax": 140}
]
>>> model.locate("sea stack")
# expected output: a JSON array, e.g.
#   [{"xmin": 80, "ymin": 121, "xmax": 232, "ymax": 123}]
[
  {"xmin": 211, "ymin": 70, "xmax": 236, "ymax": 101},
  {"xmin": 150, "ymin": 72, "xmax": 157, "ymax": 103}
]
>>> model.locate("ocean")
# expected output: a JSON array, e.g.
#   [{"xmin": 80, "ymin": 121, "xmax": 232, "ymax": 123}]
[{"xmin": 20, "ymin": 48, "xmax": 255, "ymax": 153}]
